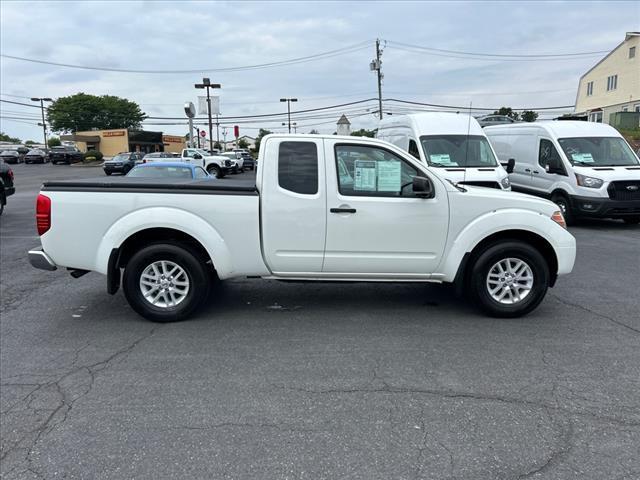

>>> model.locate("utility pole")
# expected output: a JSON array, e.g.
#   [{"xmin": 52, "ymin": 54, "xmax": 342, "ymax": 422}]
[
  {"xmin": 280, "ymin": 98, "xmax": 298, "ymax": 133},
  {"xmin": 195, "ymin": 127, "xmax": 201, "ymax": 148},
  {"xmin": 216, "ymin": 114, "xmax": 220, "ymax": 147},
  {"xmin": 222, "ymin": 126, "xmax": 228, "ymax": 150},
  {"xmin": 31, "ymin": 97, "xmax": 53, "ymax": 148},
  {"xmin": 195, "ymin": 78, "xmax": 221, "ymax": 152},
  {"xmin": 370, "ymin": 39, "xmax": 383, "ymax": 120}
]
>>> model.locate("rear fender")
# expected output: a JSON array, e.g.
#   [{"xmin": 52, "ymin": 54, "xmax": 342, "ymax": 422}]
[{"xmin": 95, "ymin": 207, "xmax": 233, "ymax": 277}]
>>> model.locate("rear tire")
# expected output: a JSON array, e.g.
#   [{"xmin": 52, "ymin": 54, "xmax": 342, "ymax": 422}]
[
  {"xmin": 551, "ymin": 193, "xmax": 574, "ymax": 226},
  {"xmin": 105, "ymin": 171, "xmax": 112, "ymax": 176},
  {"xmin": 623, "ymin": 216, "xmax": 640, "ymax": 225},
  {"xmin": 123, "ymin": 243, "xmax": 211, "ymax": 322},
  {"xmin": 468, "ymin": 241, "xmax": 550, "ymax": 318}
]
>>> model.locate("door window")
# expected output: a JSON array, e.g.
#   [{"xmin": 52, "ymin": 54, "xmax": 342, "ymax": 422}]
[
  {"xmin": 278, "ymin": 141, "xmax": 318, "ymax": 195},
  {"xmin": 408, "ymin": 139, "xmax": 421, "ymax": 160},
  {"xmin": 194, "ymin": 167, "xmax": 208, "ymax": 178},
  {"xmin": 184, "ymin": 150, "xmax": 196, "ymax": 158},
  {"xmin": 538, "ymin": 139, "xmax": 565, "ymax": 174},
  {"xmin": 335, "ymin": 144, "xmax": 419, "ymax": 197}
]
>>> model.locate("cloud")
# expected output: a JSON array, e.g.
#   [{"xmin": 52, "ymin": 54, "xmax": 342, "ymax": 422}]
[{"xmin": 1, "ymin": 0, "xmax": 638, "ymax": 139}]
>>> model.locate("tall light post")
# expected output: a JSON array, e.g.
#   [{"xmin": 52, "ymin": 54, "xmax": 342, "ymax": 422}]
[
  {"xmin": 282, "ymin": 122, "xmax": 297, "ymax": 133},
  {"xmin": 31, "ymin": 97, "xmax": 53, "ymax": 148},
  {"xmin": 280, "ymin": 97, "xmax": 297, "ymax": 133},
  {"xmin": 195, "ymin": 78, "xmax": 221, "ymax": 151}
]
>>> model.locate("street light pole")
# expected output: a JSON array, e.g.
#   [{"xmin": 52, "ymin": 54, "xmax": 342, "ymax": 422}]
[
  {"xmin": 31, "ymin": 97, "xmax": 53, "ymax": 148},
  {"xmin": 280, "ymin": 98, "xmax": 298, "ymax": 133},
  {"xmin": 195, "ymin": 78, "xmax": 221, "ymax": 151}
]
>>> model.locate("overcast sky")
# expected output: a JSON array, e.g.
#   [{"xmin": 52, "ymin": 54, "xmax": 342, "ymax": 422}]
[{"xmin": 1, "ymin": 0, "xmax": 638, "ymax": 141}]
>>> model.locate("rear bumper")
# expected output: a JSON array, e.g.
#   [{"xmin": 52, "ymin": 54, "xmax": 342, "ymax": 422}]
[
  {"xmin": 570, "ymin": 195, "xmax": 640, "ymax": 219},
  {"xmin": 28, "ymin": 248, "xmax": 57, "ymax": 271},
  {"xmin": 4, "ymin": 186, "xmax": 15, "ymax": 197},
  {"xmin": 103, "ymin": 164, "xmax": 128, "ymax": 173}
]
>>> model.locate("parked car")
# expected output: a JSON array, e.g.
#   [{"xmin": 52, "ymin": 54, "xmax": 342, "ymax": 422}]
[
  {"xmin": 0, "ymin": 161, "xmax": 15, "ymax": 215},
  {"xmin": 24, "ymin": 149, "xmax": 49, "ymax": 164},
  {"xmin": 485, "ymin": 121, "xmax": 640, "ymax": 224},
  {"xmin": 28, "ymin": 134, "xmax": 576, "ymax": 322},
  {"xmin": 49, "ymin": 146, "xmax": 84, "ymax": 164},
  {"xmin": 477, "ymin": 115, "xmax": 516, "ymax": 128},
  {"xmin": 126, "ymin": 162, "xmax": 211, "ymax": 179},
  {"xmin": 140, "ymin": 152, "xmax": 175, "ymax": 164},
  {"xmin": 103, "ymin": 152, "xmax": 144, "ymax": 175},
  {"xmin": 0, "ymin": 150, "xmax": 21, "ymax": 164},
  {"xmin": 220, "ymin": 152, "xmax": 245, "ymax": 173},
  {"xmin": 377, "ymin": 112, "xmax": 511, "ymax": 190}
]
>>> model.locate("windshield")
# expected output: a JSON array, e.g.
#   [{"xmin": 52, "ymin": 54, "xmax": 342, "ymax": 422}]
[
  {"xmin": 128, "ymin": 166, "xmax": 193, "ymax": 178},
  {"xmin": 419, "ymin": 135, "xmax": 498, "ymax": 167},
  {"xmin": 558, "ymin": 137, "xmax": 639, "ymax": 166},
  {"xmin": 111, "ymin": 154, "xmax": 130, "ymax": 162},
  {"xmin": 195, "ymin": 149, "xmax": 210, "ymax": 156}
]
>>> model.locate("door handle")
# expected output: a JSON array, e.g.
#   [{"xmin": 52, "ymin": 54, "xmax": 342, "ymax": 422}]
[
  {"xmin": 533, "ymin": 170, "xmax": 540, "ymax": 174},
  {"xmin": 524, "ymin": 168, "xmax": 531, "ymax": 173},
  {"xmin": 330, "ymin": 207, "xmax": 356, "ymax": 214}
]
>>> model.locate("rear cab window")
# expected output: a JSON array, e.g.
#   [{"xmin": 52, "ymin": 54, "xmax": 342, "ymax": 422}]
[{"xmin": 278, "ymin": 141, "xmax": 318, "ymax": 194}]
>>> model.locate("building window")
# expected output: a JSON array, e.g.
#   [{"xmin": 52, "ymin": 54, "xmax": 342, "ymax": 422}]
[
  {"xmin": 635, "ymin": 104, "xmax": 640, "ymax": 113},
  {"xmin": 622, "ymin": 107, "xmax": 628, "ymax": 112},
  {"xmin": 630, "ymin": 46, "xmax": 636, "ymax": 59},
  {"xmin": 588, "ymin": 111, "xmax": 603, "ymax": 123},
  {"xmin": 586, "ymin": 81, "xmax": 593, "ymax": 96},
  {"xmin": 606, "ymin": 74, "xmax": 618, "ymax": 91}
]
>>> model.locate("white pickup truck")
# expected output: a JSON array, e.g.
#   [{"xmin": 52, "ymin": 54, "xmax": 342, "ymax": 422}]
[
  {"xmin": 179, "ymin": 148, "xmax": 235, "ymax": 177},
  {"xmin": 29, "ymin": 134, "xmax": 576, "ymax": 322}
]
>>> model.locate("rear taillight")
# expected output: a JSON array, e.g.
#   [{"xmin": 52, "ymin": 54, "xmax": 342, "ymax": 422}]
[
  {"xmin": 36, "ymin": 194, "xmax": 51, "ymax": 236},
  {"xmin": 7, "ymin": 169, "xmax": 13, "ymax": 181}
]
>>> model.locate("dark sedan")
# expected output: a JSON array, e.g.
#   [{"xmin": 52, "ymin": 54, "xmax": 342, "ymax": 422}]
[
  {"xmin": 103, "ymin": 152, "xmax": 144, "ymax": 175},
  {"xmin": 0, "ymin": 161, "xmax": 15, "ymax": 215},
  {"xmin": 50, "ymin": 145, "xmax": 84, "ymax": 164},
  {"xmin": 0, "ymin": 151, "xmax": 21, "ymax": 164},
  {"xmin": 24, "ymin": 149, "xmax": 49, "ymax": 164}
]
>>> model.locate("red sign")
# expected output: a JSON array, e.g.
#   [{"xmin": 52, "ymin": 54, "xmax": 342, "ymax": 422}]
[
  {"xmin": 200, "ymin": 130, "xmax": 206, "ymax": 137},
  {"xmin": 234, "ymin": 125, "xmax": 239, "ymax": 138}
]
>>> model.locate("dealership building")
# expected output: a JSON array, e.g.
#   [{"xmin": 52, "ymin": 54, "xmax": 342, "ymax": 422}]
[{"xmin": 61, "ymin": 129, "xmax": 185, "ymax": 156}]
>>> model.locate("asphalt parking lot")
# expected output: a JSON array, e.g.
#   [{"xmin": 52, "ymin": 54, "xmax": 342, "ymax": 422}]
[{"xmin": 1, "ymin": 162, "xmax": 639, "ymax": 480}]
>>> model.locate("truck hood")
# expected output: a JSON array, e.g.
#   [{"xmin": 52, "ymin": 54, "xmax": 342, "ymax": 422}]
[
  {"xmin": 572, "ymin": 165, "xmax": 640, "ymax": 182},
  {"xmin": 429, "ymin": 166, "xmax": 508, "ymax": 187},
  {"xmin": 455, "ymin": 184, "xmax": 558, "ymax": 216}
]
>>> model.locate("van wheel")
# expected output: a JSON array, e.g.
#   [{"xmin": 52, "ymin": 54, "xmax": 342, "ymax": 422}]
[
  {"xmin": 468, "ymin": 241, "xmax": 549, "ymax": 318},
  {"xmin": 207, "ymin": 165, "xmax": 224, "ymax": 178},
  {"xmin": 123, "ymin": 243, "xmax": 210, "ymax": 322},
  {"xmin": 551, "ymin": 193, "xmax": 574, "ymax": 225},
  {"xmin": 623, "ymin": 216, "xmax": 640, "ymax": 225}
]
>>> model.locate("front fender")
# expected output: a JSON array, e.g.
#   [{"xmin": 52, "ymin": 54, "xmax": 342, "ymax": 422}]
[
  {"xmin": 438, "ymin": 208, "xmax": 573, "ymax": 281},
  {"xmin": 95, "ymin": 207, "xmax": 233, "ymax": 277}
]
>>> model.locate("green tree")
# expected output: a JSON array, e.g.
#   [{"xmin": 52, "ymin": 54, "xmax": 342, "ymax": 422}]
[
  {"xmin": 47, "ymin": 93, "xmax": 146, "ymax": 132},
  {"xmin": 493, "ymin": 107, "xmax": 520, "ymax": 121},
  {"xmin": 214, "ymin": 141, "xmax": 222, "ymax": 150},
  {"xmin": 237, "ymin": 138, "xmax": 249, "ymax": 149},
  {"xmin": 521, "ymin": 110, "xmax": 538, "ymax": 122},
  {"xmin": 308, "ymin": 129, "xmax": 319, "ymax": 135},
  {"xmin": 48, "ymin": 137, "xmax": 62, "ymax": 147},
  {"xmin": 0, "ymin": 132, "xmax": 21, "ymax": 143},
  {"xmin": 350, "ymin": 128, "xmax": 377, "ymax": 138},
  {"xmin": 253, "ymin": 128, "xmax": 272, "ymax": 154},
  {"xmin": 25, "ymin": 140, "xmax": 36, "ymax": 145}
]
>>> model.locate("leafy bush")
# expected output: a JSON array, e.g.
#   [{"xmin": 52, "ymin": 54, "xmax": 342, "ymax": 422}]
[{"xmin": 83, "ymin": 151, "xmax": 104, "ymax": 162}]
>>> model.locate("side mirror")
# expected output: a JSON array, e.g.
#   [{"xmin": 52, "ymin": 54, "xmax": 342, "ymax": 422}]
[
  {"xmin": 545, "ymin": 163, "xmax": 563, "ymax": 175},
  {"xmin": 412, "ymin": 176, "xmax": 434, "ymax": 198},
  {"xmin": 506, "ymin": 158, "xmax": 515, "ymax": 174},
  {"xmin": 193, "ymin": 153, "xmax": 202, "ymax": 160}
]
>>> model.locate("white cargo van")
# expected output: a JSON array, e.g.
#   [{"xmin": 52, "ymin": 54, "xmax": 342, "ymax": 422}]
[
  {"xmin": 485, "ymin": 121, "xmax": 640, "ymax": 224},
  {"xmin": 377, "ymin": 113, "xmax": 512, "ymax": 190}
]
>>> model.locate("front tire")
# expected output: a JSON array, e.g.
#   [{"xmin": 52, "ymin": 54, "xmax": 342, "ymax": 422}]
[
  {"xmin": 551, "ymin": 193, "xmax": 574, "ymax": 225},
  {"xmin": 468, "ymin": 241, "xmax": 550, "ymax": 318},
  {"xmin": 207, "ymin": 164, "xmax": 224, "ymax": 178},
  {"xmin": 123, "ymin": 243, "xmax": 211, "ymax": 322}
]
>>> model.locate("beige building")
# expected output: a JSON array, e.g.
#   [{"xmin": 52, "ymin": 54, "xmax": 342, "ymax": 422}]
[
  {"xmin": 162, "ymin": 135, "xmax": 186, "ymax": 153},
  {"xmin": 61, "ymin": 129, "xmax": 168, "ymax": 156},
  {"xmin": 575, "ymin": 32, "xmax": 640, "ymax": 124}
]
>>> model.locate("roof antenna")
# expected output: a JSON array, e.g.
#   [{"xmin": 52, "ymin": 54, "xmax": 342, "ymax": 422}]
[{"xmin": 463, "ymin": 101, "xmax": 472, "ymax": 186}]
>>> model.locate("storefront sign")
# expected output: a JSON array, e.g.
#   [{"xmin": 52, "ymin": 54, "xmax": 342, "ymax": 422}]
[
  {"xmin": 103, "ymin": 130, "xmax": 126, "ymax": 137},
  {"xmin": 163, "ymin": 135, "xmax": 184, "ymax": 143}
]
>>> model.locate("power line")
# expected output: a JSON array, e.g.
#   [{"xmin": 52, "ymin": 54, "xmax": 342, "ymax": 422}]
[
  {"xmin": 0, "ymin": 41, "xmax": 372, "ymax": 74},
  {"xmin": 385, "ymin": 98, "xmax": 575, "ymax": 111},
  {"xmin": 384, "ymin": 39, "xmax": 610, "ymax": 59}
]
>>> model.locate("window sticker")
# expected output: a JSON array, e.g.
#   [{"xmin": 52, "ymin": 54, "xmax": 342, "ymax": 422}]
[
  {"xmin": 430, "ymin": 154, "xmax": 457, "ymax": 166},
  {"xmin": 377, "ymin": 160, "xmax": 402, "ymax": 192},
  {"xmin": 571, "ymin": 153, "xmax": 594, "ymax": 163},
  {"xmin": 354, "ymin": 160, "xmax": 377, "ymax": 191}
]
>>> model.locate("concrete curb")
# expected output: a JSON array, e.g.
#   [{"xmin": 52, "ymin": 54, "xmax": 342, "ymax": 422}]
[{"xmin": 70, "ymin": 162, "xmax": 103, "ymax": 168}]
